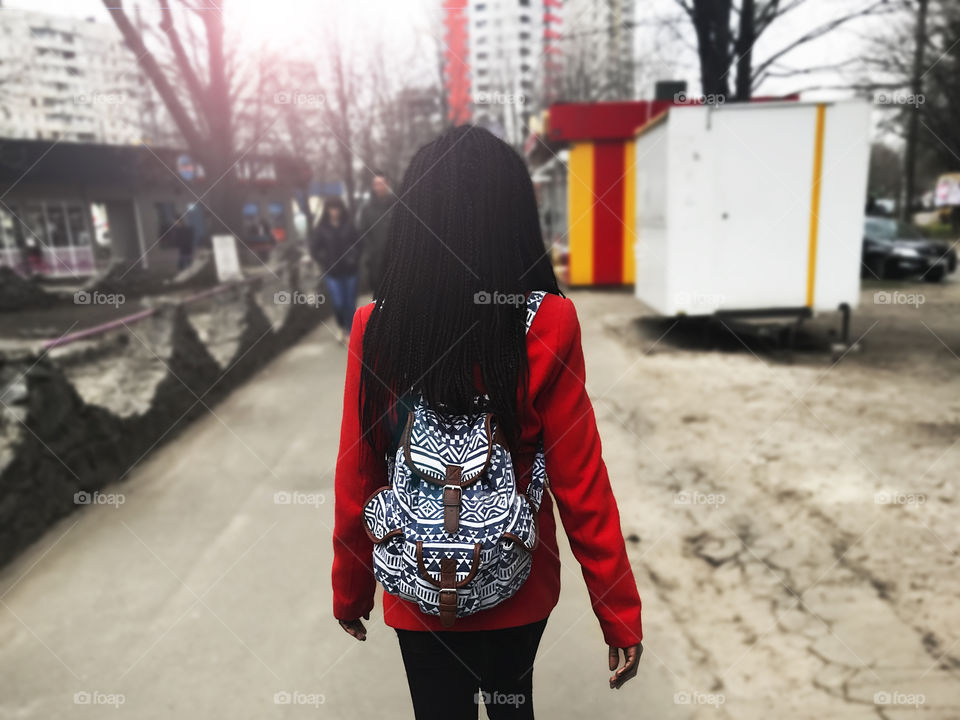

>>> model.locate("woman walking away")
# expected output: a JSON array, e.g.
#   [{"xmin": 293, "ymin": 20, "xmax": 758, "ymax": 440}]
[
  {"xmin": 332, "ymin": 126, "xmax": 642, "ymax": 720},
  {"xmin": 310, "ymin": 197, "xmax": 361, "ymax": 342}
]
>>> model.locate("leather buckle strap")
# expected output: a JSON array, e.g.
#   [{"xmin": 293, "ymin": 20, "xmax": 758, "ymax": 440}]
[
  {"xmin": 443, "ymin": 465, "xmax": 463, "ymax": 534},
  {"xmin": 438, "ymin": 557, "xmax": 458, "ymax": 628}
]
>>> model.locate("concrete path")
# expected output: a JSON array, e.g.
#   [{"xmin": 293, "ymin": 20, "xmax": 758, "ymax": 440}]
[{"xmin": 0, "ymin": 299, "xmax": 674, "ymax": 719}]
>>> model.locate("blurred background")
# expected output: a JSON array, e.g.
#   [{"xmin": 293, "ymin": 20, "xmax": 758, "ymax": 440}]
[{"xmin": 0, "ymin": 0, "xmax": 958, "ymax": 718}]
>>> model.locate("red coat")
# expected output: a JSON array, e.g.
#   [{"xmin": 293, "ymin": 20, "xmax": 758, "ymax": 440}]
[{"xmin": 331, "ymin": 293, "xmax": 643, "ymax": 647}]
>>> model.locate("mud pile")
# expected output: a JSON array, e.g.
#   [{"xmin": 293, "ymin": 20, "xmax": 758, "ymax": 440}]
[{"xmin": 0, "ymin": 261, "xmax": 328, "ymax": 568}]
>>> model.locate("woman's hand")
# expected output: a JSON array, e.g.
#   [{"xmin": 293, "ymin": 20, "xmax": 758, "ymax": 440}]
[
  {"xmin": 338, "ymin": 614, "xmax": 369, "ymax": 642},
  {"xmin": 608, "ymin": 643, "xmax": 642, "ymax": 689}
]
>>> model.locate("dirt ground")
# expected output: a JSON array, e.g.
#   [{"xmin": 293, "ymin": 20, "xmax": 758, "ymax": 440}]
[{"xmin": 578, "ymin": 274, "xmax": 960, "ymax": 718}]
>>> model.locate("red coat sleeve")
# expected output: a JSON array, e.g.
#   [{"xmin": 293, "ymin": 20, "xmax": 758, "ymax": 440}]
[
  {"xmin": 534, "ymin": 297, "xmax": 643, "ymax": 647},
  {"xmin": 331, "ymin": 305, "xmax": 384, "ymax": 621}
]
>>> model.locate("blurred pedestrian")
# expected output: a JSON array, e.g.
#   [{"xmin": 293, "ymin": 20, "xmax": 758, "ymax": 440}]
[
  {"xmin": 332, "ymin": 127, "xmax": 643, "ymax": 719},
  {"xmin": 171, "ymin": 217, "xmax": 195, "ymax": 271},
  {"xmin": 357, "ymin": 170, "xmax": 394, "ymax": 296},
  {"xmin": 310, "ymin": 197, "xmax": 361, "ymax": 342}
]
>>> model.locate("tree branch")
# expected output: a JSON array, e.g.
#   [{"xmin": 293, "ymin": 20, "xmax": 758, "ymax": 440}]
[
  {"xmin": 102, "ymin": 0, "xmax": 205, "ymax": 154},
  {"xmin": 157, "ymin": 0, "xmax": 209, "ymax": 129},
  {"xmin": 753, "ymin": 0, "xmax": 894, "ymax": 78}
]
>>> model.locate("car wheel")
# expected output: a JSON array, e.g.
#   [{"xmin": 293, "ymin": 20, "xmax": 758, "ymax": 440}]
[
  {"xmin": 880, "ymin": 258, "xmax": 899, "ymax": 280},
  {"xmin": 923, "ymin": 265, "xmax": 946, "ymax": 283},
  {"xmin": 865, "ymin": 256, "xmax": 888, "ymax": 280}
]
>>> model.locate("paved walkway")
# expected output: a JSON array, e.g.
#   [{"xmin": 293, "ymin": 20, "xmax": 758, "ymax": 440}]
[{"xmin": 0, "ymin": 299, "xmax": 673, "ymax": 719}]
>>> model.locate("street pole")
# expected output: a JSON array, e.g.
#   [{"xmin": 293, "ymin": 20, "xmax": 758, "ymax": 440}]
[{"xmin": 902, "ymin": 0, "xmax": 929, "ymax": 222}]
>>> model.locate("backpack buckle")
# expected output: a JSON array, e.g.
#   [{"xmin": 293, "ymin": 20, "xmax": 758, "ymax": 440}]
[
  {"xmin": 438, "ymin": 558, "xmax": 458, "ymax": 628},
  {"xmin": 443, "ymin": 466, "xmax": 463, "ymax": 534}
]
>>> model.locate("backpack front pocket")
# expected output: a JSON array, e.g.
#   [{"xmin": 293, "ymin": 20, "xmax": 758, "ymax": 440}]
[
  {"xmin": 414, "ymin": 541, "xmax": 482, "ymax": 626},
  {"xmin": 492, "ymin": 496, "xmax": 537, "ymax": 599},
  {"xmin": 363, "ymin": 487, "xmax": 406, "ymax": 596},
  {"xmin": 501, "ymin": 495, "xmax": 538, "ymax": 553},
  {"xmin": 363, "ymin": 487, "xmax": 403, "ymax": 543}
]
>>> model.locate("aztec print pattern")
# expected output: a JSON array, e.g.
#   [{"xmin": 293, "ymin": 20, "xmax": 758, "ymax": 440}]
[
  {"xmin": 405, "ymin": 408, "xmax": 490, "ymax": 484},
  {"xmin": 363, "ymin": 291, "xmax": 548, "ymax": 621}
]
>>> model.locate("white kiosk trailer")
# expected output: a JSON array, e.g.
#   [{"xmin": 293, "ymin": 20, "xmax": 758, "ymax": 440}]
[{"xmin": 632, "ymin": 99, "xmax": 871, "ymax": 345}]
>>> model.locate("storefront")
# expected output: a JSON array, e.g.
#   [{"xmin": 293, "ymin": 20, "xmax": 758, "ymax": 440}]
[
  {"xmin": 528, "ymin": 101, "xmax": 672, "ymax": 286},
  {"xmin": 0, "ymin": 139, "xmax": 310, "ymax": 279}
]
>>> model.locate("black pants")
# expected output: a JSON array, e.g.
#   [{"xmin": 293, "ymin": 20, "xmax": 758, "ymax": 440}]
[{"xmin": 396, "ymin": 619, "xmax": 548, "ymax": 720}]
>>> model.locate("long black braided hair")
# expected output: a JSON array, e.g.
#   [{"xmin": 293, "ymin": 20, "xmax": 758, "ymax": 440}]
[{"xmin": 359, "ymin": 125, "xmax": 561, "ymax": 456}]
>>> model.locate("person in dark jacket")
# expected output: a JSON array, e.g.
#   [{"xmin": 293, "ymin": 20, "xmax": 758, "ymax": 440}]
[
  {"xmin": 310, "ymin": 197, "xmax": 362, "ymax": 341},
  {"xmin": 170, "ymin": 217, "xmax": 195, "ymax": 271},
  {"xmin": 357, "ymin": 171, "xmax": 394, "ymax": 296}
]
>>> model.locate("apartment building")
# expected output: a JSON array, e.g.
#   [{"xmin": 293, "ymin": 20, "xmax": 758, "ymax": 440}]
[
  {"xmin": 560, "ymin": 0, "xmax": 635, "ymax": 101},
  {"xmin": 0, "ymin": 6, "xmax": 146, "ymax": 144},
  {"xmin": 443, "ymin": 0, "xmax": 561, "ymax": 145},
  {"xmin": 443, "ymin": 0, "xmax": 635, "ymax": 144}
]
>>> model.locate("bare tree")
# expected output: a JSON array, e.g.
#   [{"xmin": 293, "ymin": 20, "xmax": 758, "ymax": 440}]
[
  {"xmin": 318, "ymin": 29, "xmax": 361, "ymax": 213},
  {"xmin": 672, "ymin": 0, "xmax": 894, "ymax": 100},
  {"xmin": 105, "ymin": 0, "xmax": 242, "ymax": 235},
  {"xmin": 868, "ymin": 1, "xmax": 960, "ymax": 195}
]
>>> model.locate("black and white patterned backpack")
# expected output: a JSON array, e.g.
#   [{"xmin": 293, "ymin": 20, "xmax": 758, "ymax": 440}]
[{"xmin": 362, "ymin": 291, "xmax": 548, "ymax": 626}]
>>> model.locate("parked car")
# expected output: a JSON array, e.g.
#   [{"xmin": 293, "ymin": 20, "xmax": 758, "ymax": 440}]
[{"xmin": 862, "ymin": 216, "xmax": 957, "ymax": 282}]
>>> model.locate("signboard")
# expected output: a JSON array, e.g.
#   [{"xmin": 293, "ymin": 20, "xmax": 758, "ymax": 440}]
[
  {"xmin": 212, "ymin": 234, "xmax": 243, "ymax": 283},
  {"xmin": 935, "ymin": 174, "xmax": 960, "ymax": 208}
]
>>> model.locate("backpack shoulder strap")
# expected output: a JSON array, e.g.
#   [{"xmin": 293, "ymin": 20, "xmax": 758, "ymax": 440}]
[
  {"xmin": 524, "ymin": 290, "xmax": 550, "ymax": 507},
  {"xmin": 525, "ymin": 291, "xmax": 547, "ymax": 334}
]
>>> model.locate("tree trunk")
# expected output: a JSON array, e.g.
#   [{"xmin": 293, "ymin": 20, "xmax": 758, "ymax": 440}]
[
  {"xmin": 691, "ymin": 0, "xmax": 733, "ymax": 98},
  {"xmin": 902, "ymin": 0, "xmax": 929, "ymax": 221},
  {"xmin": 199, "ymin": 9, "xmax": 240, "ymax": 239},
  {"xmin": 734, "ymin": 0, "xmax": 756, "ymax": 100}
]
